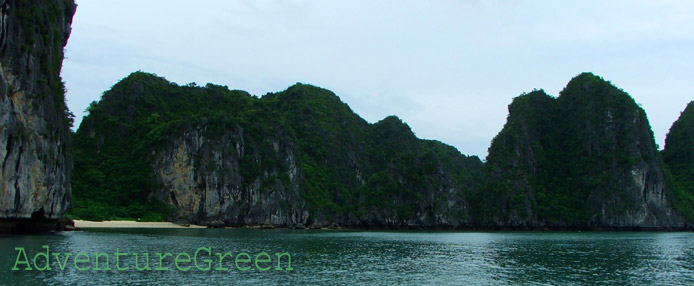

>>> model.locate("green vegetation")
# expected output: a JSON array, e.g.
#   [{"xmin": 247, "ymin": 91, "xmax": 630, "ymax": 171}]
[
  {"xmin": 663, "ymin": 101, "xmax": 694, "ymax": 221},
  {"xmin": 70, "ymin": 71, "xmax": 691, "ymax": 227},
  {"xmin": 480, "ymin": 73, "xmax": 670, "ymax": 226},
  {"xmin": 12, "ymin": 0, "xmax": 75, "ymax": 131},
  {"xmin": 70, "ymin": 72, "xmax": 483, "ymax": 222},
  {"xmin": 69, "ymin": 73, "xmax": 219, "ymax": 220}
]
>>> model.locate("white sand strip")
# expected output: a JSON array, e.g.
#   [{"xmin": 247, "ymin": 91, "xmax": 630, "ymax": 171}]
[{"xmin": 74, "ymin": 220, "xmax": 205, "ymax": 229}]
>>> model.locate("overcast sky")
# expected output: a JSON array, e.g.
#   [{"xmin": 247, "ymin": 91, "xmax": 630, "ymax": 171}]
[{"xmin": 62, "ymin": 0, "xmax": 694, "ymax": 158}]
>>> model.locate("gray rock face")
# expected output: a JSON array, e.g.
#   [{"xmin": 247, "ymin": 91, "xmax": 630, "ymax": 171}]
[
  {"xmin": 481, "ymin": 73, "xmax": 684, "ymax": 229},
  {"xmin": 662, "ymin": 101, "xmax": 694, "ymax": 228},
  {"xmin": 152, "ymin": 127, "xmax": 309, "ymax": 226},
  {"xmin": 72, "ymin": 74, "xmax": 484, "ymax": 228},
  {"xmin": 72, "ymin": 72, "xmax": 685, "ymax": 229},
  {"xmin": 584, "ymin": 108, "xmax": 680, "ymax": 228},
  {"xmin": 0, "ymin": 0, "xmax": 76, "ymax": 223},
  {"xmin": 148, "ymin": 112, "xmax": 481, "ymax": 228}
]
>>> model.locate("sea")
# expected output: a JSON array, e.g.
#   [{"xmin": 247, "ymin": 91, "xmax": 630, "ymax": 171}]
[{"xmin": 1, "ymin": 229, "xmax": 693, "ymax": 285}]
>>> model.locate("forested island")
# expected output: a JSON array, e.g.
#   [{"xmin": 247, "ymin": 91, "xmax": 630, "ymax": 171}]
[{"xmin": 67, "ymin": 72, "xmax": 694, "ymax": 230}]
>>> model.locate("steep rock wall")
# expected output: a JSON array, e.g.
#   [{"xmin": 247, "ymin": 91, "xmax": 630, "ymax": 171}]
[
  {"xmin": 662, "ymin": 101, "xmax": 694, "ymax": 227},
  {"xmin": 71, "ymin": 73, "xmax": 484, "ymax": 228},
  {"xmin": 480, "ymin": 73, "xmax": 683, "ymax": 229},
  {"xmin": 0, "ymin": 0, "xmax": 75, "ymax": 230},
  {"xmin": 152, "ymin": 127, "xmax": 308, "ymax": 226}
]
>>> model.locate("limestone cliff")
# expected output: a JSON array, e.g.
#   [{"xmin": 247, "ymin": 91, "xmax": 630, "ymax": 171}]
[
  {"xmin": 71, "ymin": 71, "xmax": 688, "ymax": 229},
  {"xmin": 152, "ymin": 126, "xmax": 308, "ymax": 227},
  {"xmin": 71, "ymin": 72, "xmax": 484, "ymax": 228},
  {"xmin": 0, "ymin": 0, "xmax": 76, "ymax": 231},
  {"xmin": 479, "ymin": 73, "xmax": 684, "ymax": 229},
  {"xmin": 662, "ymin": 101, "xmax": 694, "ymax": 225}
]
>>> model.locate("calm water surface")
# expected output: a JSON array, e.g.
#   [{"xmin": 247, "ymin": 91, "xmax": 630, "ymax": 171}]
[{"xmin": 1, "ymin": 229, "xmax": 693, "ymax": 285}]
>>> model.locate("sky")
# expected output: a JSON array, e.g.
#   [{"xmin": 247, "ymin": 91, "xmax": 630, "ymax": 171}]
[{"xmin": 62, "ymin": 0, "xmax": 694, "ymax": 158}]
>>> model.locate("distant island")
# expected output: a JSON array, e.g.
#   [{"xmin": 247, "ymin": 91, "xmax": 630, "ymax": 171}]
[{"xmin": 1, "ymin": 0, "xmax": 692, "ymax": 232}]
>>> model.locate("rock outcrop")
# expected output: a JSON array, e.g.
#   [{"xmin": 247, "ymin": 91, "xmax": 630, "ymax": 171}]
[
  {"xmin": 479, "ymin": 73, "xmax": 684, "ymax": 229},
  {"xmin": 71, "ymin": 71, "xmax": 690, "ymax": 230},
  {"xmin": 662, "ymin": 100, "xmax": 694, "ymax": 227},
  {"xmin": 71, "ymin": 72, "xmax": 484, "ymax": 228},
  {"xmin": 0, "ymin": 0, "xmax": 76, "ymax": 232},
  {"xmin": 152, "ymin": 125, "xmax": 308, "ymax": 227}
]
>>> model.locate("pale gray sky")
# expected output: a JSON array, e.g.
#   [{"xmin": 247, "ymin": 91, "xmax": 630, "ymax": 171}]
[{"xmin": 62, "ymin": 0, "xmax": 694, "ymax": 158}]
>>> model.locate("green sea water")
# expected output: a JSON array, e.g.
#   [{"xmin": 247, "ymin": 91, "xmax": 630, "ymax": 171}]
[{"xmin": 1, "ymin": 229, "xmax": 693, "ymax": 285}]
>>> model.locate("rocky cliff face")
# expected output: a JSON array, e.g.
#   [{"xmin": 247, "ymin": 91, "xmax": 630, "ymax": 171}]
[
  {"xmin": 350, "ymin": 116, "xmax": 483, "ymax": 227},
  {"xmin": 480, "ymin": 73, "xmax": 684, "ymax": 229},
  {"xmin": 478, "ymin": 90, "xmax": 555, "ymax": 227},
  {"xmin": 662, "ymin": 101, "xmax": 694, "ymax": 225},
  {"xmin": 0, "ymin": 0, "xmax": 76, "ymax": 230},
  {"xmin": 71, "ymin": 72, "xmax": 484, "ymax": 228},
  {"xmin": 71, "ymin": 71, "xmax": 688, "ymax": 229},
  {"xmin": 152, "ymin": 126, "xmax": 308, "ymax": 227}
]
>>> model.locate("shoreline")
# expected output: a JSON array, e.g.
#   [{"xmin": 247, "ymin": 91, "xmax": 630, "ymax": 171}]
[
  {"xmin": 71, "ymin": 220, "xmax": 694, "ymax": 232},
  {"xmin": 73, "ymin": 220, "xmax": 206, "ymax": 229}
]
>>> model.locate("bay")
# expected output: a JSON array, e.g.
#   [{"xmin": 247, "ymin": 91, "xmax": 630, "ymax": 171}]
[{"xmin": 1, "ymin": 229, "xmax": 693, "ymax": 285}]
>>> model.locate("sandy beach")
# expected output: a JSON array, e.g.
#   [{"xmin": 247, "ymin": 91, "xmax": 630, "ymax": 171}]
[{"xmin": 73, "ymin": 220, "xmax": 206, "ymax": 229}]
